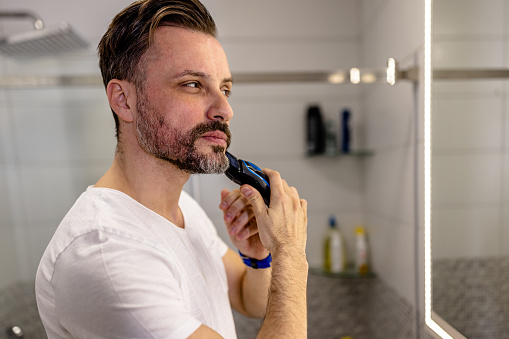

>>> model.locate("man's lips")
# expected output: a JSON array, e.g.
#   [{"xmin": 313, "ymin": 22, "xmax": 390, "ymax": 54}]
[{"xmin": 200, "ymin": 131, "xmax": 228, "ymax": 145}]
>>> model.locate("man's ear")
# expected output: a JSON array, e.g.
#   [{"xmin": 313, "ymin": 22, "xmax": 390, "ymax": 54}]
[{"xmin": 106, "ymin": 79, "xmax": 135, "ymax": 123}]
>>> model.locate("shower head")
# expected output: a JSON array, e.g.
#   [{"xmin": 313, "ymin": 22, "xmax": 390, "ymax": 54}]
[{"xmin": 0, "ymin": 11, "xmax": 88, "ymax": 61}]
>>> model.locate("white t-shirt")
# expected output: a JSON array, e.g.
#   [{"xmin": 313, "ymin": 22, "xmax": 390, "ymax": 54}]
[{"xmin": 35, "ymin": 186, "xmax": 237, "ymax": 339}]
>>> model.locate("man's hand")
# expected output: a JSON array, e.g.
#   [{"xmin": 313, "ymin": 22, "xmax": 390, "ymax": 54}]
[
  {"xmin": 239, "ymin": 168, "xmax": 308, "ymax": 257},
  {"xmin": 239, "ymin": 168, "xmax": 308, "ymax": 338},
  {"xmin": 220, "ymin": 169, "xmax": 308, "ymax": 338},
  {"xmin": 219, "ymin": 189, "xmax": 270, "ymax": 260}
]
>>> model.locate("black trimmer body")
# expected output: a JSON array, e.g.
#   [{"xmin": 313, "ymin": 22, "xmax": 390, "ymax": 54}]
[{"xmin": 224, "ymin": 151, "xmax": 271, "ymax": 206}]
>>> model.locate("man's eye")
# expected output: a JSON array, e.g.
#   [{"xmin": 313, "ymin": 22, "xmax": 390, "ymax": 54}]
[
  {"xmin": 184, "ymin": 82, "xmax": 199, "ymax": 88},
  {"xmin": 222, "ymin": 89, "xmax": 231, "ymax": 97}
]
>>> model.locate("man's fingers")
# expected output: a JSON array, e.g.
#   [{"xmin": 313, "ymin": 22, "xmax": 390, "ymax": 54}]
[
  {"xmin": 228, "ymin": 210, "xmax": 254, "ymax": 236},
  {"xmin": 220, "ymin": 188, "xmax": 229, "ymax": 201},
  {"xmin": 240, "ymin": 184, "xmax": 266, "ymax": 216},
  {"xmin": 235, "ymin": 222, "xmax": 259, "ymax": 241}
]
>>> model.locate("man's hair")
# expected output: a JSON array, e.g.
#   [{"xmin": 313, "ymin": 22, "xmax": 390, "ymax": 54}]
[{"xmin": 97, "ymin": 0, "xmax": 217, "ymax": 139}]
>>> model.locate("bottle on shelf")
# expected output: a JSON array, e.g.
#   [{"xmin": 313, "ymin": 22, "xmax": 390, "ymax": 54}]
[
  {"xmin": 323, "ymin": 215, "xmax": 346, "ymax": 274},
  {"xmin": 340, "ymin": 109, "xmax": 351, "ymax": 153},
  {"xmin": 355, "ymin": 226, "xmax": 369, "ymax": 275},
  {"xmin": 325, "ymin": 119, "xmax": 337, "ymax": 155},
  {"xmin": 306, "ymin": 105, "xmax": 325, "ymax": 155}
]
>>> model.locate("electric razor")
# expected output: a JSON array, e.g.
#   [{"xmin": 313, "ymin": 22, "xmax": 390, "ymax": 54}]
[{"xmin": 224, "ymin": 151, "xmax": 271, "ymax": 206}]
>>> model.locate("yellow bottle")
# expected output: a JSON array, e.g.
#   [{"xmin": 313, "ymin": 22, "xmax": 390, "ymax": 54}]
[{"xmin": 355, "ymin": 226, "xmax": 369, "ymax": 274}]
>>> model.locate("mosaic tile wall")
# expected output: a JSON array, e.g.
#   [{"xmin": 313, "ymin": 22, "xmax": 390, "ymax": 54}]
[
  {"xmin": 365, "ymin": 279, "xmax": 416, "ymax": 339},
  {"xmin": 0, "ymin": 282, "xmax": 44, "ymax": 339},
  {"xmin": 433, "ymin": 257, "xmax": 508, "ymax": 339},
  {"xmin": 0, "ymin": 274, "xmax": 416, "ymax": 339},
  {"xmin": 235, "ymin": 273, "xmax": 416, "ymax": 339}
]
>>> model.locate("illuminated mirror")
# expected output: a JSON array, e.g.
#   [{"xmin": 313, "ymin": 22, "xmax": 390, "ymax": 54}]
[{"xmin": 426, "ymin": 0, "xmax": 508, "ymax": 338}]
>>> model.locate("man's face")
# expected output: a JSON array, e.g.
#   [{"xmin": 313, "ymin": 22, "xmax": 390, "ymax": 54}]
[{"xmin": 134, "ymin": 26, "xmax": 233, "ymax": 174}]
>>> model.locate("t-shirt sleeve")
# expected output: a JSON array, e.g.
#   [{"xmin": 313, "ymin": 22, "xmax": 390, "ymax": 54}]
[{"xmin": 52, "ymin": 231, "xmax": 203, "ymax": 339}]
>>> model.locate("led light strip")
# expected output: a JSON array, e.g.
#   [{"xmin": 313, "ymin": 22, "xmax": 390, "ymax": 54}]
[{"xmin": 423, "ymin": 0, "xmax": 453, "ymax": 337}]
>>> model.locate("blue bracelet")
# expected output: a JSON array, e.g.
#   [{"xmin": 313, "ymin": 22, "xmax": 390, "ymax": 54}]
[{"xmin": 238, "ymin": 251, "xmax": 272, "ymax": 269}]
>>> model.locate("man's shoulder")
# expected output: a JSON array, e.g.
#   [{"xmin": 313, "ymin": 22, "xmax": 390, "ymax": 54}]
[
  {"xmin": 37, "ymin": 187, "xmax": 174, "ymax": 283},
  {"xmin": 60, "ymin": 186, "xmax": 145, "ymax": 235},
  {"xmin": 46, "ymin": 187, "xmax": 163, "ymax": 261}
]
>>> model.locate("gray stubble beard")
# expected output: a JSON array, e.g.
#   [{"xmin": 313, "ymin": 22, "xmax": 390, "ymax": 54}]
[{"xmin": 135, "ymin": 91, "xmax": 231, "ymax": 174}]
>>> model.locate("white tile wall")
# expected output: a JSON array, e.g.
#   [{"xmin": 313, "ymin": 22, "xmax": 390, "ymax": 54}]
[
  {"xmin": 223, "ymin": 40, "xmax": 359, "ymax": 73},
  {"xmin": 364, "ymin": 82, "xmax": 416, "ymax": 150},
  {"xmin": 0, "ymin": 0, "xmax": 443, "ymax": 335},
  {"xmin": 0, "ymin": 101, "xmax": 13, "ymax": 231},
  {"xmin": 433, "ymin": 79, "xmax": 505, "ymax": 96},
  {"xmin": 361, "ymin": 0, "xmax": 424, "ymax": 311},
  {"xmin": 0, "ymin": 1, "xmax": 367, "ymax": 283},
  {"xmin": 190, "ymin": 1, "xmax": 366, "ymax": 273},
  {"xmin": 9, "ymin": 88, "xmax": 114, "ymax": 165},
  {"xmin": 433, "ymin": 154, "xmax": 502, "ymax": 205},
  {"xmin": 504, "ymin": 152, "xmax": 509, "ymax": 258},
  {"xmin": 433, "ymin": 0, "xmax": 505, "ymax": 36},
  {"xmin": 431, "ymin": 0, "xmax": 509, "ymax": 266},
  {"xmin": 18, "ymin": 166, "xmax": 78, "ymax": 223},
  {"xmin": 504, "ymin": 95, "xmax": 509, "ymax": 147},
  {"xmin": 432, "ymin": 96, "xmax": 503, "ymax": 150},
  {"xmin": 364, "ymin": 145, "xmax": 418, "ymax": 226},
  {"xmin": 428, "ymin": 4, "xmax": 509, "ymax": 338},
  {"xmin": 434, "ymin": 41, "xmax": 506, "ymax": 69},
  {"xmin": 0, "ymin": 92, "xmax": 10, "ymax": 164},
  {"xmin": 432, "ymin": 206, "xmax": 502, "ymax": 259},
  {"xmin": 25, "ymin": 223, "xmax": 60, "ymax": 276},
  {"xmin": 206, "ymin": 0, "xmax": 359, "ymax": 40},
  {"xmin": 0, "ymin": 227, "xmax": 19, "ymax": 289},
  {"xmin": 0, "ymin": 171, "xmax": 11, "ymax": 229},
  {"xmin": 360, "ymin": 0, "xmax": 424, "ymax": 66},
  {"xmin": 361, "ymin": 0, "xmax": 509, "ymax": 317},
  {"xmin": 365, "ymin": 215, "xmax": 416, "ymax": 304},
  {"xmin": 360, "ymin": 0, "xmax": 388, "ymax": 34}
]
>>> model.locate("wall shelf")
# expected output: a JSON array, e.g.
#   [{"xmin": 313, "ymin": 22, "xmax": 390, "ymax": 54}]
[
  {"xmin": 310, "ymin": 266, "xmax": 376, "ymax": 279},
  {"xmin": 306, "ymin": 150, "xmax": 373, "ymax": 158}
]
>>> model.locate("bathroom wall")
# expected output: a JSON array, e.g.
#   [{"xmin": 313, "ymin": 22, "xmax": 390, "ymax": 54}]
[
  {"xmin": 200, "ymin": 0, "xmax": 365, "ymax": 268},
  {"xmin": 0, "ymin": 0, "xmax": 365, "ymax": 280},
  {"xmin": 430, "ymin": 1, "xmax": 509, "ymax": 338},
  {"xmin": 432, "ymin": 0, "xmax": 508, "ymax": 261},
  {"xmin": 360, "ymin": 0, "xmax": 425, "ymax": 336},
  {"xmin": 0, "ymin": 87, "xmax": 20, "ymax": 290},
  {"xmin": 0, "ymin": 0, "xmax": 430, "ymax": 338}
]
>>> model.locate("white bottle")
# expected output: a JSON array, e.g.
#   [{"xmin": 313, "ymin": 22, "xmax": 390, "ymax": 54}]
[
  {"xmin": 355, "ymin": 226, "xmax": 369, "ymax": 274},
  {"xmin": 324, "ymin": 216, "xmax": 346, "ymax": 273},
  {"xmin": 325, "ymin": 120, "xmax": 337, "ymax": 155}
]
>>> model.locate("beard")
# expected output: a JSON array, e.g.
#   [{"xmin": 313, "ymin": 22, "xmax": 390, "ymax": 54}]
[{"xmin": 135, "ymin": 90, "xmax": 231, "ymax": 174}]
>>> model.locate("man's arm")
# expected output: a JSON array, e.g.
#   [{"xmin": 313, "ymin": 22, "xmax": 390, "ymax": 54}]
[
  {"xmin": 216, "ymin": 169, "xmax": 308, "ymax": 338},
  {"xmin": 243, "ymin": 170, "xmax": 308, "ymax": 337},
  {"xmin": 257, "ymin": 248, "xmax": 308, "ymax": 337},
  {"xmin": 219, "ymin": 187, "xmax": 272, "ymax": 318},
  {"xmin": 222, "ymin": 248, "xmax": 271, "ymax": 318},
  {"xmin": 190, "ymin": 246, "xmax": 308, "ymax": 339}
]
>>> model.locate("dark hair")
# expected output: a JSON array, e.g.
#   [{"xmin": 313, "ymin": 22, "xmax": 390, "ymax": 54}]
[{"xmin": 97, "ymin": 0, "xmax": 217, "ymax": 139}]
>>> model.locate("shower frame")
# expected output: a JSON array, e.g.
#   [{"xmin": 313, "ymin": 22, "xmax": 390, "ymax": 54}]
[{"xmin": 1, "ymin": 63, "xmax": 509, "ymax": 88}]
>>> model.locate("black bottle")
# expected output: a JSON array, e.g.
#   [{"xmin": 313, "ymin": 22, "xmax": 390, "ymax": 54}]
[
  {"xmin": 306, "ymin": 105, "xmax": 325, "ymax": 155},
  {"xmin": 341, "ymin": 109, "xmax": 351, "ymax": 153}
]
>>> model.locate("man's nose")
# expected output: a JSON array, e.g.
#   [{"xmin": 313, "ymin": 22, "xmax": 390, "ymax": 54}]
[{"xmin": 208, "ymin": 91, "xmax": 233, "ymax": 122}]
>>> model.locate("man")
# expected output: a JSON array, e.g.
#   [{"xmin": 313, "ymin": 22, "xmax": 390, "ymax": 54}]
[{"xmin": 35, "ymin": 0, "xmax": 308, "ymax": 338}]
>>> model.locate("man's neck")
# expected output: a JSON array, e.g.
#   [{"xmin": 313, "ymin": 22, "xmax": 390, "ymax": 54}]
[{"xmin": 95, "ymin": 146, "xmax": 190, "ymax": 228}]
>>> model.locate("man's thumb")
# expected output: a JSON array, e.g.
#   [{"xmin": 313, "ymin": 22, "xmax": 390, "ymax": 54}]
[{"xmin": 240, "ymin": 185, "xmax": 266, "ymax": 215}]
